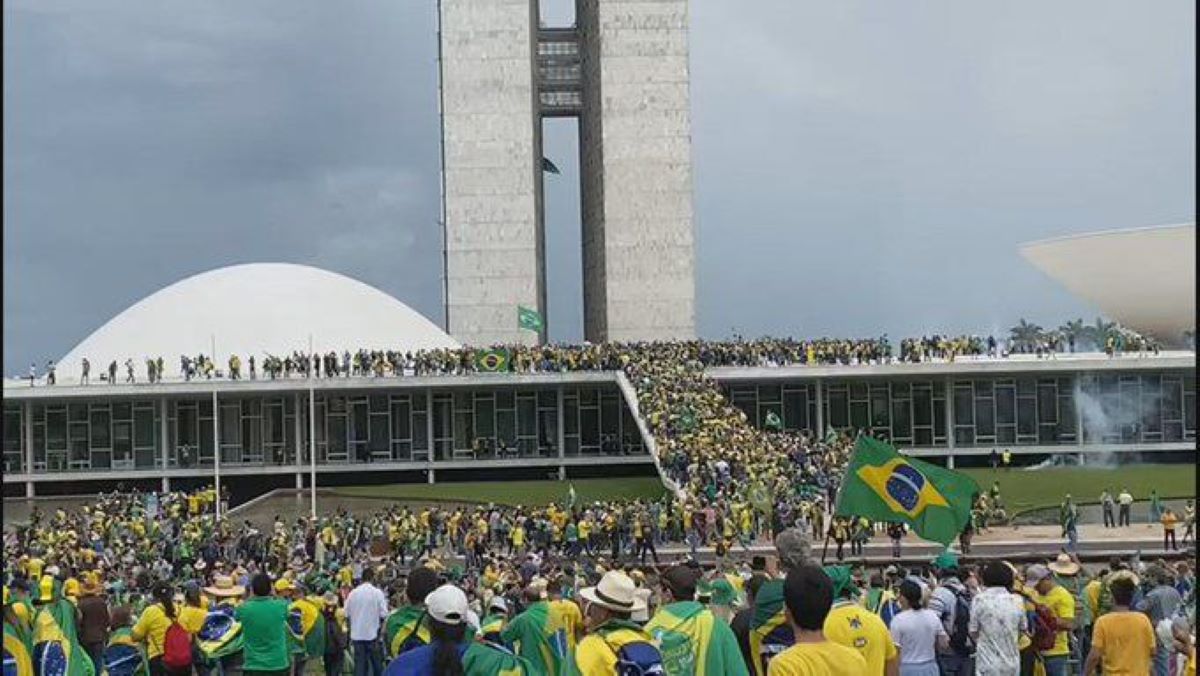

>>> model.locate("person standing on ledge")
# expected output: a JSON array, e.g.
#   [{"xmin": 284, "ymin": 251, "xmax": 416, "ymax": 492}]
[{"xmin": 1118, "ymin": 488, "xmax": 1134, "ymax": 527}]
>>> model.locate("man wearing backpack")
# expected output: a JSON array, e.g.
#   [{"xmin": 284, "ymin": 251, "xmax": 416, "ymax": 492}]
[
  {"xmin": 1023, "ymin": 565, "xmax": 1075, "ymax": 676},
  {"xmin": 644, "ymin": 564, "xmax": 748, "ymax": 676},
  {"xmin": 568, "ymin": 570, "xmax": 663, "ymax": 675},
  {"xmin": 927, "ymin": 552, "xmax": 973, "ymax": 676}
]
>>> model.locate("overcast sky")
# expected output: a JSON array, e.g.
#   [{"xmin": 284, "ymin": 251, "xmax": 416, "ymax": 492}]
[{"xmin": 4, "ymin": 0, "xmax": 1194, "ymax": 373}]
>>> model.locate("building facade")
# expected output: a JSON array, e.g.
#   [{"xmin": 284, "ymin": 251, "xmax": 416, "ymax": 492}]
[
  {"xmin": 439, "ymin": 0, "xmax": 696, "ymax": 345},
  {"xmin": 3, "ymin": 354, "xmax": 1193, "ymax": 497}
]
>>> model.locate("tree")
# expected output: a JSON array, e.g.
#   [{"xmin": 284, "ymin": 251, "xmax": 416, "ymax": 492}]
[
  {"xmin": 1081, "ymin": 317, "xmax": 1117, "ymax": 351},
  {"xmin": 1008, "ymin": 318, "xmax": 1045, "ymax": 352},
  {"xmin": 1058, "ymin": 318, "xmax": 1086, "ymax": 349}
]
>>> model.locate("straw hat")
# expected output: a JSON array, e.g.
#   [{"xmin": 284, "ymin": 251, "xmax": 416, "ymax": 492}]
[
  {"xmin": 579, "ymin": 571, "xmax": 646, "ymax": 614},
  {"xmin": 204, "ymin": 575, "xmax": 246, "ymax": 598},
  {"xmin": 1047, "ymin": 554, "xmax": 1081, "ymax": 577}
]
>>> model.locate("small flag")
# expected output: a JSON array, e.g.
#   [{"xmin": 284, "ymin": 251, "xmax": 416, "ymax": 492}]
[
  {"xmin": 474, "ymin": 349, "xmax": 511, "ymax": 372},
  {"xmin": 764, "ymin": 411, "xmax": 783, "ymax": 431},
  {"xmin": 748, "ymin": 482, "xmax": 772, "ymax": 514},
  {"xmin": 517, "ymin": 305, "xmax": 544, "ymax": 332},
  {"xmin": 567, "ymin": 483, "xmax": 577, "ymax": 509},
  {"xmin": 679, "ymin": 409, "xmax": 698, "ymax": 432},
  {"xmin": 541, "ymin": 157, "xmax": 561, "ymax": 174},
  {"xmin": 834, "ymin": 436, "xmax": 978, "ymax": 546},
  {"xmin": 824, "ymin": 427, "xmax": 839, "ymax": 444}
]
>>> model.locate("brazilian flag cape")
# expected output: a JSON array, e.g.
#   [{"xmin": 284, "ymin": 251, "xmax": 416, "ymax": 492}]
[
  {"xmin": 196, "ymin": 609, "xmax": 243, "ymax": 662},
  {"xmin": 499, "ymin": 601, "xmax": 570, "ymax": 676},
  {"xmin": 748, "ymin": 580, "xmax": 792, "ymax": 676},
  {"xmin": 644, "ymin": 602, "xmax": 749, "ymax": 676},
  {"xmin": 835, "ymin": 436, "xmax": 978, "ymax": 546},
  {"xmin": 4, "ymin": 620, "xmax": 34, "ymax": 676},
  {"xmin": 32, "ymin": 601, "xmax": 94, "ymax": 676},
  {"xmin": 102, "ymin": 628, "xmax": 148, "ymax": 676},
  {"xmin": 287, "ymin": 598, "xmax": 326, "ymax": 659},
  {"xmin": 383, "ymin": 607, "xmax": 429, "ymax": 658},
  {"xmin": 462, "ymin": 642, "xmax": 531, "ymax": 676}
]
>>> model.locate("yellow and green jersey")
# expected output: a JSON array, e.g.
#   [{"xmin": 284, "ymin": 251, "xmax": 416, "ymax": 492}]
[
  {"xmin": 383, "ymin": 606, "xmax": 430, "ymax": 658},
  {"xmin": 749, "ymin": 579, "xmax": 793, "ymax": 676},
  {"xmin": 645, "ymin": 601, "xmax": 748, "ymax": 676},
  {"xmin": 500, "ymin": 601, "xmax": 570, "ymax": 675}
]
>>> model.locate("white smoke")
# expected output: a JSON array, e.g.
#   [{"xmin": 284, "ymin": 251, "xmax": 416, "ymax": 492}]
[{"xmin": 1022, "ymin": 377, "xmax": 1160, "ymax": 470}]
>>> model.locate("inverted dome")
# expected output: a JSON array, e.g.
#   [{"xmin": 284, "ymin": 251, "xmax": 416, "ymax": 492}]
[
  {"xmin": 56, "ymin": 263, "xmax": 457, "ymax": 378},
  {"xmin": 1020, "ymin": 223, "xmax": 1195, "ymax": 344}
]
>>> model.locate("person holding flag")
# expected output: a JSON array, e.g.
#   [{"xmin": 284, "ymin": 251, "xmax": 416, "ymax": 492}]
[
  {"xmin": 4, "ymin": 587, "xmax": 35, "ymax": 676},
  {"xmin": 31, "ymin": 575, "xmax": 95, "ymax": 676},
  {"xmin": 644, "ymin": 565, "xmax": 748, "ymax": 676}
]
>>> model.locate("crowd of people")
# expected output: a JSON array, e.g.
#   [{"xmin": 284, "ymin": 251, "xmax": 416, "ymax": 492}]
[{"xmin": 4, "ymin": 486, "xmax": 1196, "ymax": 676}]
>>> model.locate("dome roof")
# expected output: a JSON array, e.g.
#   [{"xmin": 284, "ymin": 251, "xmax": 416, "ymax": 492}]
[
  {"xmin": 1020, "ymin": 223, "xmax": 1195, "ymax": 344},
  {"xmin": 56, "ymin": 263, "xmax": 457, "ymax": 377}
]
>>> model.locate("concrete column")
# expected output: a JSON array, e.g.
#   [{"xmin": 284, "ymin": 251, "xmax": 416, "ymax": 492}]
[
  {"xmin": 557, "ymin": 386, "xmax": 566, "ymax": 480},
  {"xmin": 160, "ymin": 398, "xmax": 171, "ymax": 472},
  {"xmin": 944, "ymin": 377, "xmax": 955, "ymax": 469},
  {"xmin": 26, "ymin": 481, "xmax": 34, "ymax": 498},
  {"xmin": 426, "ymin": 389, "xmax": 435, "ymax": 463},
  {"xmin": 294, "ymin": 394, "xmax": 303, "ymax": 467},
  {"xmin": 427, "ymin": 468, "xmax": 436, "ymax": 485},
  {"xmin": 814, "ymin": 381, "xmax": 825, "ymax": 437},
  {"xmin": 1075, "ymin": 374, "xmax": 1085, "ymax": 447},
  {"xmin": 295, "ymin": 472, "xmax": 303, "ymax": 489},
  {"xmin": 24, "ymin": 401, "xmax": 33, "ymax": 477}
]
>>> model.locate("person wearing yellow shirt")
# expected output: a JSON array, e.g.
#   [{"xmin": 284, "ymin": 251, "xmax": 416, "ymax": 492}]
[
  {"xmin": 767, "ymin": 564, "xmax": 867, "ymax": 676},
  {"xmin": 511, "ymin": 523, "xmax": 526, "ymax": 554},
  {"xmin": 1083, "ymin": 576, "xmax": 1154, "ymax": 676},
  {"xmin": 568, "ymin": 571, "xmax": 657, "ymax": 676},
  {"xmin": 821, "ymin": 566, "xmax": 898, "ymax": 676},
  {"xmin": 131, "ymin": 582, "xmax": 185, "ymax": 665},
  {"xmin": 1024, "ymin": 565, "xmax": 1075, "ymax": 676}
]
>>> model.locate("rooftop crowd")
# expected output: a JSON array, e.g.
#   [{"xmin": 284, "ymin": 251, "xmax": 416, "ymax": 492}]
[{"xmin": 4, "ymin": 487, "xmax": 1196, "ymax": 676}]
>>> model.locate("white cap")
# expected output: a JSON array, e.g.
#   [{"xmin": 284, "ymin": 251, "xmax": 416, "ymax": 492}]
[
  {"xmin": 488, "ymin": 597, "xmax": 509, "ymax": 614},
  {"xmin": 425, "ymin": 585, "xmax": 469, "ymax": 626}
]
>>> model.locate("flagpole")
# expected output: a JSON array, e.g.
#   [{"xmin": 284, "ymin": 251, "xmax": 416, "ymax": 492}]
[{"xmin": 309, "ymin": 334, "xmax": 317, "ymax": 521}]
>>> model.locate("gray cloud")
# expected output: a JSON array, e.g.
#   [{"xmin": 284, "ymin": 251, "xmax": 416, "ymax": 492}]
[{"xmin": 4, "ymin": 0, "xmax": 1194, "ymax": 373}]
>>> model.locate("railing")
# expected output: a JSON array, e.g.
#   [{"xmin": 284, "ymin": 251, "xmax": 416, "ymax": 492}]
[{"xmin": 614, "ymin": 371, "xmax": 685, "ymax": 501}]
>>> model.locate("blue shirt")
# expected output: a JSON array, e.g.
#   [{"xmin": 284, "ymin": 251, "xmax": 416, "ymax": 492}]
[{"xmin": 383, "ymin": 643, "xmax": 465, "ymax": 676}]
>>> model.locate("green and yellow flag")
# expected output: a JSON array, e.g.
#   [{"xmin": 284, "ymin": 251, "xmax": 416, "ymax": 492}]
[
  {"xmin": 834, "ymin": 436, "xmax": 978, "ymax": 546},
  {"xmin": 4, "ymin": 620, "xmax": 34, "ymax": 676},
  {"xmin": 645, "ymin": 601, "xmax": 749, "ymax": 676},
  {"xmin": 475, "ymin": 349, "xmax": 511, "ymax": 372},
  {"xmin": 517, "ymin": 306, "xmax": 543, "ymax": 333}
]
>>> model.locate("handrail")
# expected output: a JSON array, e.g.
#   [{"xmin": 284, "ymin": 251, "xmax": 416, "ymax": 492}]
[{"xmin": 614, "ymin": 371, "xmax": 685, "ymax": 501}]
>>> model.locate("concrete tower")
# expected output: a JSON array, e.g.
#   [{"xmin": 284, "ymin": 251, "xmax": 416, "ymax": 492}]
[{"xmin": 438, "ymin": 0, "xmax": 695, "ymax": 346}]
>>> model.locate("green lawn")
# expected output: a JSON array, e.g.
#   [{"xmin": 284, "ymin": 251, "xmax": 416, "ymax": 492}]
[
  {"xmin": 960, "ymin": 465, "xmax": 1196, "ymax": 514},
  {"xmin": 332, "ymin": 477, "xmax": 668, "ymax": 506}
]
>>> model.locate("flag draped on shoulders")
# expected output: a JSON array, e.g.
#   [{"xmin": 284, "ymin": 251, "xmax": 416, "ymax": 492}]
[
  {"xmin": 645, "ymin": 601, "xmax": 748, "ymax": 676},
  {"xmin": 384, "ymin": 607, "xmax": 429, "ymax": 658},
  {"xmin": 500, "ymin": 601, "xmax": 569, "ymax": 675},
  {"xmin": 4, "ymin": 620, "xmax": 34, "ymax": 676},
  {"xmin": 32, "ymin": 600, "xmax": 94, "ymax": 676},
  {"xmin": 102, "ymin": 627, "xmax": 148, "ymax": 676},
  {"xmin": 834, "ymin": 436, "xmax": 979, "ymax": 546},
  {"xmin": 748, "ymin": 580, "xmax": 793, "ymax": 676}
]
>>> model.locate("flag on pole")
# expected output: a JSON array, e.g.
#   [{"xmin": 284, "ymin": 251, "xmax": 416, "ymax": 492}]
[
  {"xmin": 567, "ymin": 482, "xmax": 577, "ymax": 509},
  {"xmin": 764, "ymin": 411, "xmax": 783, "ymax": 431},
  {"xmin": 834, "ymin": 436, "xmax": 979, "ymax": 546},
  {"xmin": 474, "ymin": 349, "xmax": 511, "ymax": 372},
  {"xmin": 541, "ymin": 157, "xmax": 561, "ymax": 174},
  {"xmin": 517, "ymin": 306, "xmax": 544, "ymax": 332}
]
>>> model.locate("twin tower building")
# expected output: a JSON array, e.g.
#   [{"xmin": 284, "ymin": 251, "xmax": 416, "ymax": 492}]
[{"xmin": 439, "ymin": 0, "xmax": 696, "ymax": 346}]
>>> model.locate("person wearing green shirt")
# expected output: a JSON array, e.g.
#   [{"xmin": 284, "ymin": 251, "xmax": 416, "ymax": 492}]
[
  {"xmin": 645, "ymin": 565, "xmax": 748, "ymax": 676},
  {"xmin": 382, "ymin": 568, "xmax": 437, "ymax": 659},
  {"xmin": 236, "ymin": 574, "xmax": 292, "ymax": 676}
]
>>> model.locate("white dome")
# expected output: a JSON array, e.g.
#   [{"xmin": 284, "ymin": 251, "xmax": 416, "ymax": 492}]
[{"xmin": 56, "ymin": 263, "xmax": 457, "ymax": 378}]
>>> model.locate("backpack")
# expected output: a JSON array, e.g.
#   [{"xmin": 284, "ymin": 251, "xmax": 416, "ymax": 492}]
[
  {"xmin": 605, "ymin": 637, "xmax": 665, "ymax": 676},
  {"xmin": 946, "ymin": 587, "xmax": 973, "ymax": 656},
  {"xmin": 162, "ymin": 620, "xmax": 194, "ymax": 670},
  {"xmin": 1028, "ymin": 601, "xmax": 1058, "ymax": 652}
]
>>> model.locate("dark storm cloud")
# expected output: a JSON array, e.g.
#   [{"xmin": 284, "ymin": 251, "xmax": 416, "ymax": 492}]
[{"xmin": 4, "ymin": 0, "xmax": 1194, "ymax": 372}]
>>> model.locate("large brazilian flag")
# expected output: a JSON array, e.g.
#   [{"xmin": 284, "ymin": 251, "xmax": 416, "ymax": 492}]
[
  {"xmin": 834, "ymin": 436, "xmax": 979, "ymax": 546},
  {"xmin": 31, "ymin": 601, "xmax": 94, "ymax": 676},
  {"xmin": 4, "ymin": 621, "xmax": 34, "ymax": 676},
  {"xmin": 475, "ymin": 349, "xmax": 511, "ymax": 373}
]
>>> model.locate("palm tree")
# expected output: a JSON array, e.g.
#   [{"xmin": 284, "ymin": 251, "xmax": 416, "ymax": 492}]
[
  {"xmin": 1058, "ymin": 318, "xmax": 1086, "ymax": 351},
  {"xmin": 1009, "ymin": 318, "xmax": 1044, "ymax": 352},
  {"xmin": 1081, "ymin": 317, "xmax": 1117, "ymax": 351}
]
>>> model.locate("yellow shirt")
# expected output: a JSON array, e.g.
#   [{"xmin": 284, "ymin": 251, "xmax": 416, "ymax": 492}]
[
  {"xmin": 1090, "ymin": 611, "xmax": 1154, "ymax": 675},
  {"xmin": 572, "ymin": 624, "xmax": 653, "ymax": 676},
  {"xmin": 178, "ymin": 605, "xmax": 207, "ymax": 634},
  {"xmin": 550, "ymin": 600, "xmax": 583, "ymax": 650},
  {"xmin": 1031, "ymin": 585, "xmax": 1075, "ymax": 657},
  {"xmin": 767, "ymin": 640, "xmax": 868, "ymax": 676},
  {"xmin": 1084, "ymin": 579, "xmax": 1103, "ymax": 621},
  {"xmin": 131, "ymin": 603, "xmax": 181, "ymax": 658},
  {"xmin": 822, "ymin": 602, "xmax": 897, "ymax": 675}
]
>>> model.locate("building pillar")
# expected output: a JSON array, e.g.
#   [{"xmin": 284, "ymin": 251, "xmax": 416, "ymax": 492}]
[
  {"xmin": 160, "ymin": 398, "xmax": 171, "ymax": 473},
  {"xmin": 1075, "ymin": 374, "xmax": 1085, "ymax": 465},
  {"xmin": 944, "ymin": 377, "xmax": 955, "ymax": 469},
  {"xmin": 814, "ymin": 381, "xmax": 825, "ymax": 437},
  {"xmin": 162, "ymin": 477, "xmax": 170, "ymax": 493},
  {"xmin": 557, "ymin": 386, "xmax": 566, "ymax": 480},
  {"xmin": 426, "ymin": 389, "xmax": 435, "ymax": 463},
  {"xmin": 26, "ymin": 481, "xmax": 34, "ymax": 498},
  {"xmin": 427, "ymin": 468, "xmax": 436, "ymax": 484},
  {"xmin": 294, "ymin": 393, "xmax": 303, "ymax": 467},
  {"xmin": 24, "ymin": 401, "xmax": 33, "ymax": 477},
  {"xmin": 295, "ymin": 472, "xmax": 303, "ymax": 490}
]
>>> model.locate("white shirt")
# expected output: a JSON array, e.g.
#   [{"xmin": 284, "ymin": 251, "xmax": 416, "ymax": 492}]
[
  {"xmin": 344, "ymin": 582, "xmax": 390, "ymax": 641},
  {"xmin": 890, "ymin": 608, "xmax": 946, "ymax": 665},
  {"xmin": 969, "ymin": 587, "xmax": 1027, "ymax": 676}
]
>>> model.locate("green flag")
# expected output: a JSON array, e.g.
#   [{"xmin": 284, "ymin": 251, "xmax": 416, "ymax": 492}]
[
  {"xmin": 764, "ymin": 411, "xmax": 783, "ymax": 431},
  {"xmin": 541, "ymin": 157, "xmax": 561, "ymax": 174},
  {"xmin": 474, "ymin": 348, "xmax": 511, "ymax": 372},
  {"xmin": 679, "ymin": 409, "xmax": 698, "ymax": 432},
  {"xmin": 823, "ymin": 427, "xmax": 838, "ymax": 444},
  {"xmin": 567, "ymin": 482, "xmax": 577, "ymax": 509},
  {"xmin": 834, "ymin": 436, "xmax": 978, "ymax": 546},
  {"xmin": 517, "ymin": 305, "xmax": 543, "ymax": 332}
]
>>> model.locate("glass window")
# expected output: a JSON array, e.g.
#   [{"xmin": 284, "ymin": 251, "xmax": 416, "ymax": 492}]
[
  {"xmin": 891, "ymin": 382, "xmax": 910, "ymax": 398},
  {"xmin": 90, "ymin": 410, "xmax": 111, "ymax": 449},
  {"xmin": 783, "ymin": 390, "xmax": 808, "ymax": 431},
  {"xmin": 954, "ymin": 427, "xmax": 974, "ymax": 445},
  {"xmin": 69, "ymin": 404, "xmax": 88, "ymax": 421},
  {"xmin": 995, "ymin": 387, "xmax": 1015, "ymax": 425},
  {"xmin": 954, "ymin": 385, "xmax": 973, "ymax": 425},
  {"xmin": 370, "ymin": 396, "xmax": 388, "ymax": 413},
  {"xmin": 518, "ymin": 396, "xmax": 537, "ymax": 436},
  {"xmin": 412, "ymin": 412, "xmax": 429, "ymax": 450},
  {"xmin": 827, "ymin": 388, "xmax": 848, "ymax": 429},
  {"xmin": 891, "ymin": 399, "xmax": 912, "ymax": 441},
  {"xmin": 475, "ymin": 398, "xmax": 495, "ymax": 438},
  {"xmin": 1037, "ymin": 385, "xmax": 1058, "ymax": 424},
  {"xmin": 369, "ymin": 416, "xmax": 389, "ymax": 454},
  {"xmin": 912, "ymin": 387, "xmax": 932, "ymax": 426},
  {"xmin": 1058, "ymin": 396, "xmax": 1077, "ymax": 438},
  {"xmin": 914, "ymin": 427, "xmax": 932, "ymax": 446},
  {"xmin": 849, "ymin": 401, "xmax": 868, "ymax": 431},
  {"xmin": 1017, "ymin": 398, "xmax": 1036, "ymax": 437},
  {"xmin": 352, "ymin": 404, "xmax": 369, "ymax": 442},
  {"xmin": 497, "ymin": 410, "xmax": 517, "ymax": 445},
  {"xmin": 579, "ymin": 407, "xmax": 598, "ymax": 447},
  {"xmin": 997, "ymin": 425, "xmax": 1015, "ymax": 444},
  {"xmin": 134, "ymin": 408, "xmax": 155, "ymax": 447},
  {"xmin": 539, "ymin": 390, "xmax": 556, "ymax": 408},
  {"xmin": 975, "ymin": 398, "xmax": 994, "ymax": 438},
  {"xmin": 113, "ymin": 403, "xmax": 132, "ymax": 420},
  {"xmin": 564, "ymin": 397, "xmax": 579, "ymax": 436},
  {"xmin": 46, "ymin": 409, "xmax": 67, "ymax": 451},
  {"xmin": 392, "ymin": 401, "xmax": 411, "ymax": 440},
  {"xmin": 328, "ymin": 417, "xmax": 347, "ymax": 459},
  {"xmin": 849, "ymin": 382, "xmax": 868, "ymax": 400},
  {"xmin": 759, "ymin": 385, "xmax": 782, "ymax": 403}
]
